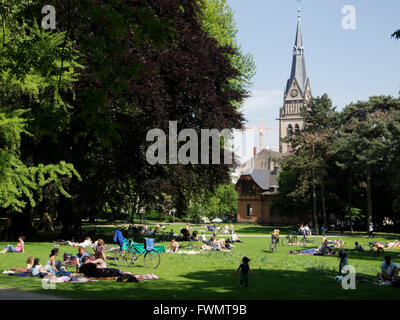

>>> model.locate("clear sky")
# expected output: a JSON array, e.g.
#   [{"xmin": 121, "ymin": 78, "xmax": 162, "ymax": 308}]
[{"xmin": 228, "ymin": 0, "xmax": 400, "ymax": 157}]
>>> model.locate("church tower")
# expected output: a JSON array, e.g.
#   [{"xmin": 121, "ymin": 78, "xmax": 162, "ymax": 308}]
[{"xmin": 279, "ymin": 9, "xmax": 311, "ymax": 153}]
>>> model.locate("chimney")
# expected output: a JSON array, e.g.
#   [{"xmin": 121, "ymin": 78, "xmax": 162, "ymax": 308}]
[{"xmin": 253, "ymin": 147, "xmax": 257, "ymax": 157}]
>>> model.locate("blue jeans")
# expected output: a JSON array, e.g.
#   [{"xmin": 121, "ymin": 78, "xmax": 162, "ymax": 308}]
[{"xmin": 4, "ymin": 244, "xmax": 18, "ymax": 252}]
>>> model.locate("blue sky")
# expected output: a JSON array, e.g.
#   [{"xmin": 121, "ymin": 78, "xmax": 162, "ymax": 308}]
[{"xmin": 228, "ymin": 0, "xmax": 400, "ymax": 157}]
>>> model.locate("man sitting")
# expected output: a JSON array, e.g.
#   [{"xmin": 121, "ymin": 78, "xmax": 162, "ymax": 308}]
[
  {"xmin": 351, "ymin": 241, "xmax": 365, "ymax": 252},
  {"xmin": 75, "ymin": 246, "xmax": 91, "ymax": 271},
  {"xmin": 377, "ymin": 256, "xmax": 399, "ymax": 282}
]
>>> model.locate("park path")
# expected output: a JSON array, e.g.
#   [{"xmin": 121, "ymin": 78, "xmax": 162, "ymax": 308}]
[{"xmin": 0, "ymin": 287, "xmax": 69, "ymax": 300}]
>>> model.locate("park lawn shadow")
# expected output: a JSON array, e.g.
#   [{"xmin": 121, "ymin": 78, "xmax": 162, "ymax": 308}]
[
  {"xmin": 34, "ymin": 267, "xmax": 399, "ymax": 300},
  {"xmin": 236, "ymin": 226, "xmax": 292, "ymax": 235}
]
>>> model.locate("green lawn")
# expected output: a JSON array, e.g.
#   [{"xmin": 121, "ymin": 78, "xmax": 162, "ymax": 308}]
[{"xmin": 0, "ymin": 224, "xmax": 400, "ymax": 300}]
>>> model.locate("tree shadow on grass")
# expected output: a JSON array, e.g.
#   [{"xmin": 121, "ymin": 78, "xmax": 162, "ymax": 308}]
[
  {"xmin": 33, "ymin": 267, "xmax": 400, "ymax": 300},
  {"xmin": 236, "ymin": 226, "xmax": 292, "ymax": 235}
]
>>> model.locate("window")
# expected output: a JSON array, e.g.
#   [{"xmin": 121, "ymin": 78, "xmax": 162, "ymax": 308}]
[
  {"xmin": 242, "ymin": 181, "xmax": 254, "ymax": 195},
  {"xmin": 295, "ymin": 124, "xmax": 300, "ymax": 135},
  {"xmin": 287, "ymin": 124, "xmax": 293, "ymax": 137},
  {"xmin": 246, "ymin": 204, "xmax": 253, "ymax": 217}
]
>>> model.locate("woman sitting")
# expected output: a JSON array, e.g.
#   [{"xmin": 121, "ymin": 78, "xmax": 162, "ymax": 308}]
[
  {"xmin": 95, "ymin": 239, "xmax": 107, "ymax": 261},
  {"xmin": 0, "ymin": 236, "xmax": 25, "ymax": 253},
  {"xmin": 167, "ymin": 239, "xmax": 180, "ymax": 253},
  {"xmin": 29, "ymin": 258, "xmax": 48, "ymax": 277},
  {"xmin": 190, "ymin": 231, "xmax": 199, "ymax": 242},
  {"xmin": 44, "ymin": 248, "xmax": 68, "ymax": 276}
]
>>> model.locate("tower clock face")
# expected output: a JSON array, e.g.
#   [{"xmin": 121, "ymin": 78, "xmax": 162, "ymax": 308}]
[{"xmin": 290, "ymin": 89, "xmax": 298, "ymax": 97}]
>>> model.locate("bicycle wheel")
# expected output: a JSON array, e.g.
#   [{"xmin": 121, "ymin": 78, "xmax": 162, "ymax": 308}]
[
  {"xmin": 144, "ymin": 250, "xmax": 160, "ymax": 269},
  {"xmin": 114, "ymin": 249, "xmax": 134, "ymax": 267}
]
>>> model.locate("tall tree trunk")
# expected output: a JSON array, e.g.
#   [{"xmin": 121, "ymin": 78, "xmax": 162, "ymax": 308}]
[
  {"xmin": 321, "ymin": 181, "xmax": 327, "ymax": 229},
  {"xmin": 348, "ymin": 170, "xmax": 353, "ymax": 234},
  {"xmin": 366, "ymin": 165, "xmax": 373, "ymax": 232},
  {"xmin": 312, "ymin": 182, "xmax": 320, "ymax": 235}
]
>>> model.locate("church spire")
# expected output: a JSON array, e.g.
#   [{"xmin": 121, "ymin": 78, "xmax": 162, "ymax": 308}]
[{"xmin": 286, "ymin": 9, "xmax": 308, "ymax": 97}]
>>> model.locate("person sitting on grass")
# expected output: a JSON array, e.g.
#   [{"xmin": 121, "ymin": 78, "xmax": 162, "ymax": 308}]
[
  {"xmin": 201, "ymin": 233, "xmax": 210, "ymax": 245},
  {"xmin": 0, "ymin": 236, "xmax": 25, "ymax": 253},
  {"xmin": 231, "ymin": 232, "xmax": 242, "ymax": 243},
  {"xmin": 26, "ymin": 256, "xmax": 34, "ymax": 269},
  {"xmin": 304, "ymin": 224, "xmax": 311, "ymax": 236},
  {"xmin": 190, "ymin": 231, "xmax": 199, "ymax": 242},
  {"xmin": 338, "ymin": 248, "xmax": 349, "ymax": 275},
  {"xmin": 351, "ymin": 241, "xmax": 365, "ymax": 252},
  {"xmin": 167, "ymin": 238, "xmax": 180, "ymax": 253},
  {"xmin": 95, "ymin": 239, "xmax": 106, "ymax": 260},
  {"xmin": 75, "ymin": 246, "xmax": 91, "ymax": 271},
  {"xmin": 334, "ymin": 239, "xmax": 345, "ymax": 248},
  {"xmin": 377, "ymin": 255, "xmax": 399, "ymax": 282},
  {"xmin": 44, "ymin": 248, "xmax": 64, "ymax": 275},
  {"xmin": 30, "ymin": 258, "xmax": 48, "ymax": 277}
]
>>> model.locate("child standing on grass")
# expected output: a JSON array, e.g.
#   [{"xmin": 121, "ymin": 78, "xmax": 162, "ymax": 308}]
[{"xmin": 236, "ymin": 257, "xmax": 253, "ymax": 287}]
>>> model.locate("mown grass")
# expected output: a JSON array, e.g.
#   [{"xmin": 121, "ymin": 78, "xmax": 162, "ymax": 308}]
[{"xmin": 0, "ymin": 225, "xmax": 400, "ymax": 300}]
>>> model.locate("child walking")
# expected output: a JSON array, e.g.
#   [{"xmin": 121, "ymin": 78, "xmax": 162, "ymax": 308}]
[{"xmin": 236, "ymin": 256, "xmax": 253, "ymax": 287}]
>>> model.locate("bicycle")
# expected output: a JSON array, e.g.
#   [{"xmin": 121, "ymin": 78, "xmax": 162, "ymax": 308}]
[{"xmin": 114, "ymin": 238, "xmax": 161, "ymax": 269}]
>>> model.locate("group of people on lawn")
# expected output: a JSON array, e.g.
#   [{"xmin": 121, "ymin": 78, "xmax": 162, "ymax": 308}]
[
  {"xmin": 2, "ymin": 228, "xmax": 400, "ymax": 286},
  {"xmin": 1, "ymin": 236, "xmax": 142, "ymax": 281},
  {"xmin": 167, "ymin": 225, "xmax": 241, "ymax": 253}
]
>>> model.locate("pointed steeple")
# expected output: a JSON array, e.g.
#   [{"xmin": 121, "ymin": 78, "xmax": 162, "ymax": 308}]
[{"xmin": 285, "ymin": 9, "xmax": 309, "ymax": 97}]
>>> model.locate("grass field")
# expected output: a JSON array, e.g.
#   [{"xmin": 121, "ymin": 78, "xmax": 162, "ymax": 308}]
[{"xmin": 0, "ymin": 223, "xmax": 400, "ymax": 300}]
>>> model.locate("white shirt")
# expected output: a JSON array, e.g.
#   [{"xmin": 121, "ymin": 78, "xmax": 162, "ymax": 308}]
[{"xmin": 232, "ymin": 234, "xmax": 238, "ymax": 241}]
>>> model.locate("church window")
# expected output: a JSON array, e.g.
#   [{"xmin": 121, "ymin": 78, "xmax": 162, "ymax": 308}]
[
  {"xmin": 295, "ymin": 124, "xmax": 300, "ymax": 134},
  {"xmin": 287, "ymin": 124, "xmax": 293, "ymax": 137}
]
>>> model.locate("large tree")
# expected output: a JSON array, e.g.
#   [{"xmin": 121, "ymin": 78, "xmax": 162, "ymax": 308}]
[{"xmin": 1, "ymin": 0, "xmax": 249, "ymax": 238}]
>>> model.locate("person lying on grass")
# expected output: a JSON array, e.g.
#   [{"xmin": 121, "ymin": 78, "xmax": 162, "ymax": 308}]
[
  {"xmin": 68, "ymin": 237, "xmax": 92, "ymax": 248},
  {"xmin": 0, "ymin": 236, "xmax": 25, "ymax": 253},
  {"xmin": 377, "ymin": 255, "xmax": 399, "ymax": 282},
  {"xmin": 78, "ymin": 256, "xmax": 142, "ymax": 281},
  {"xmin": 386, "ymin": 240, "xmax": 400, "ymax": 249}
]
